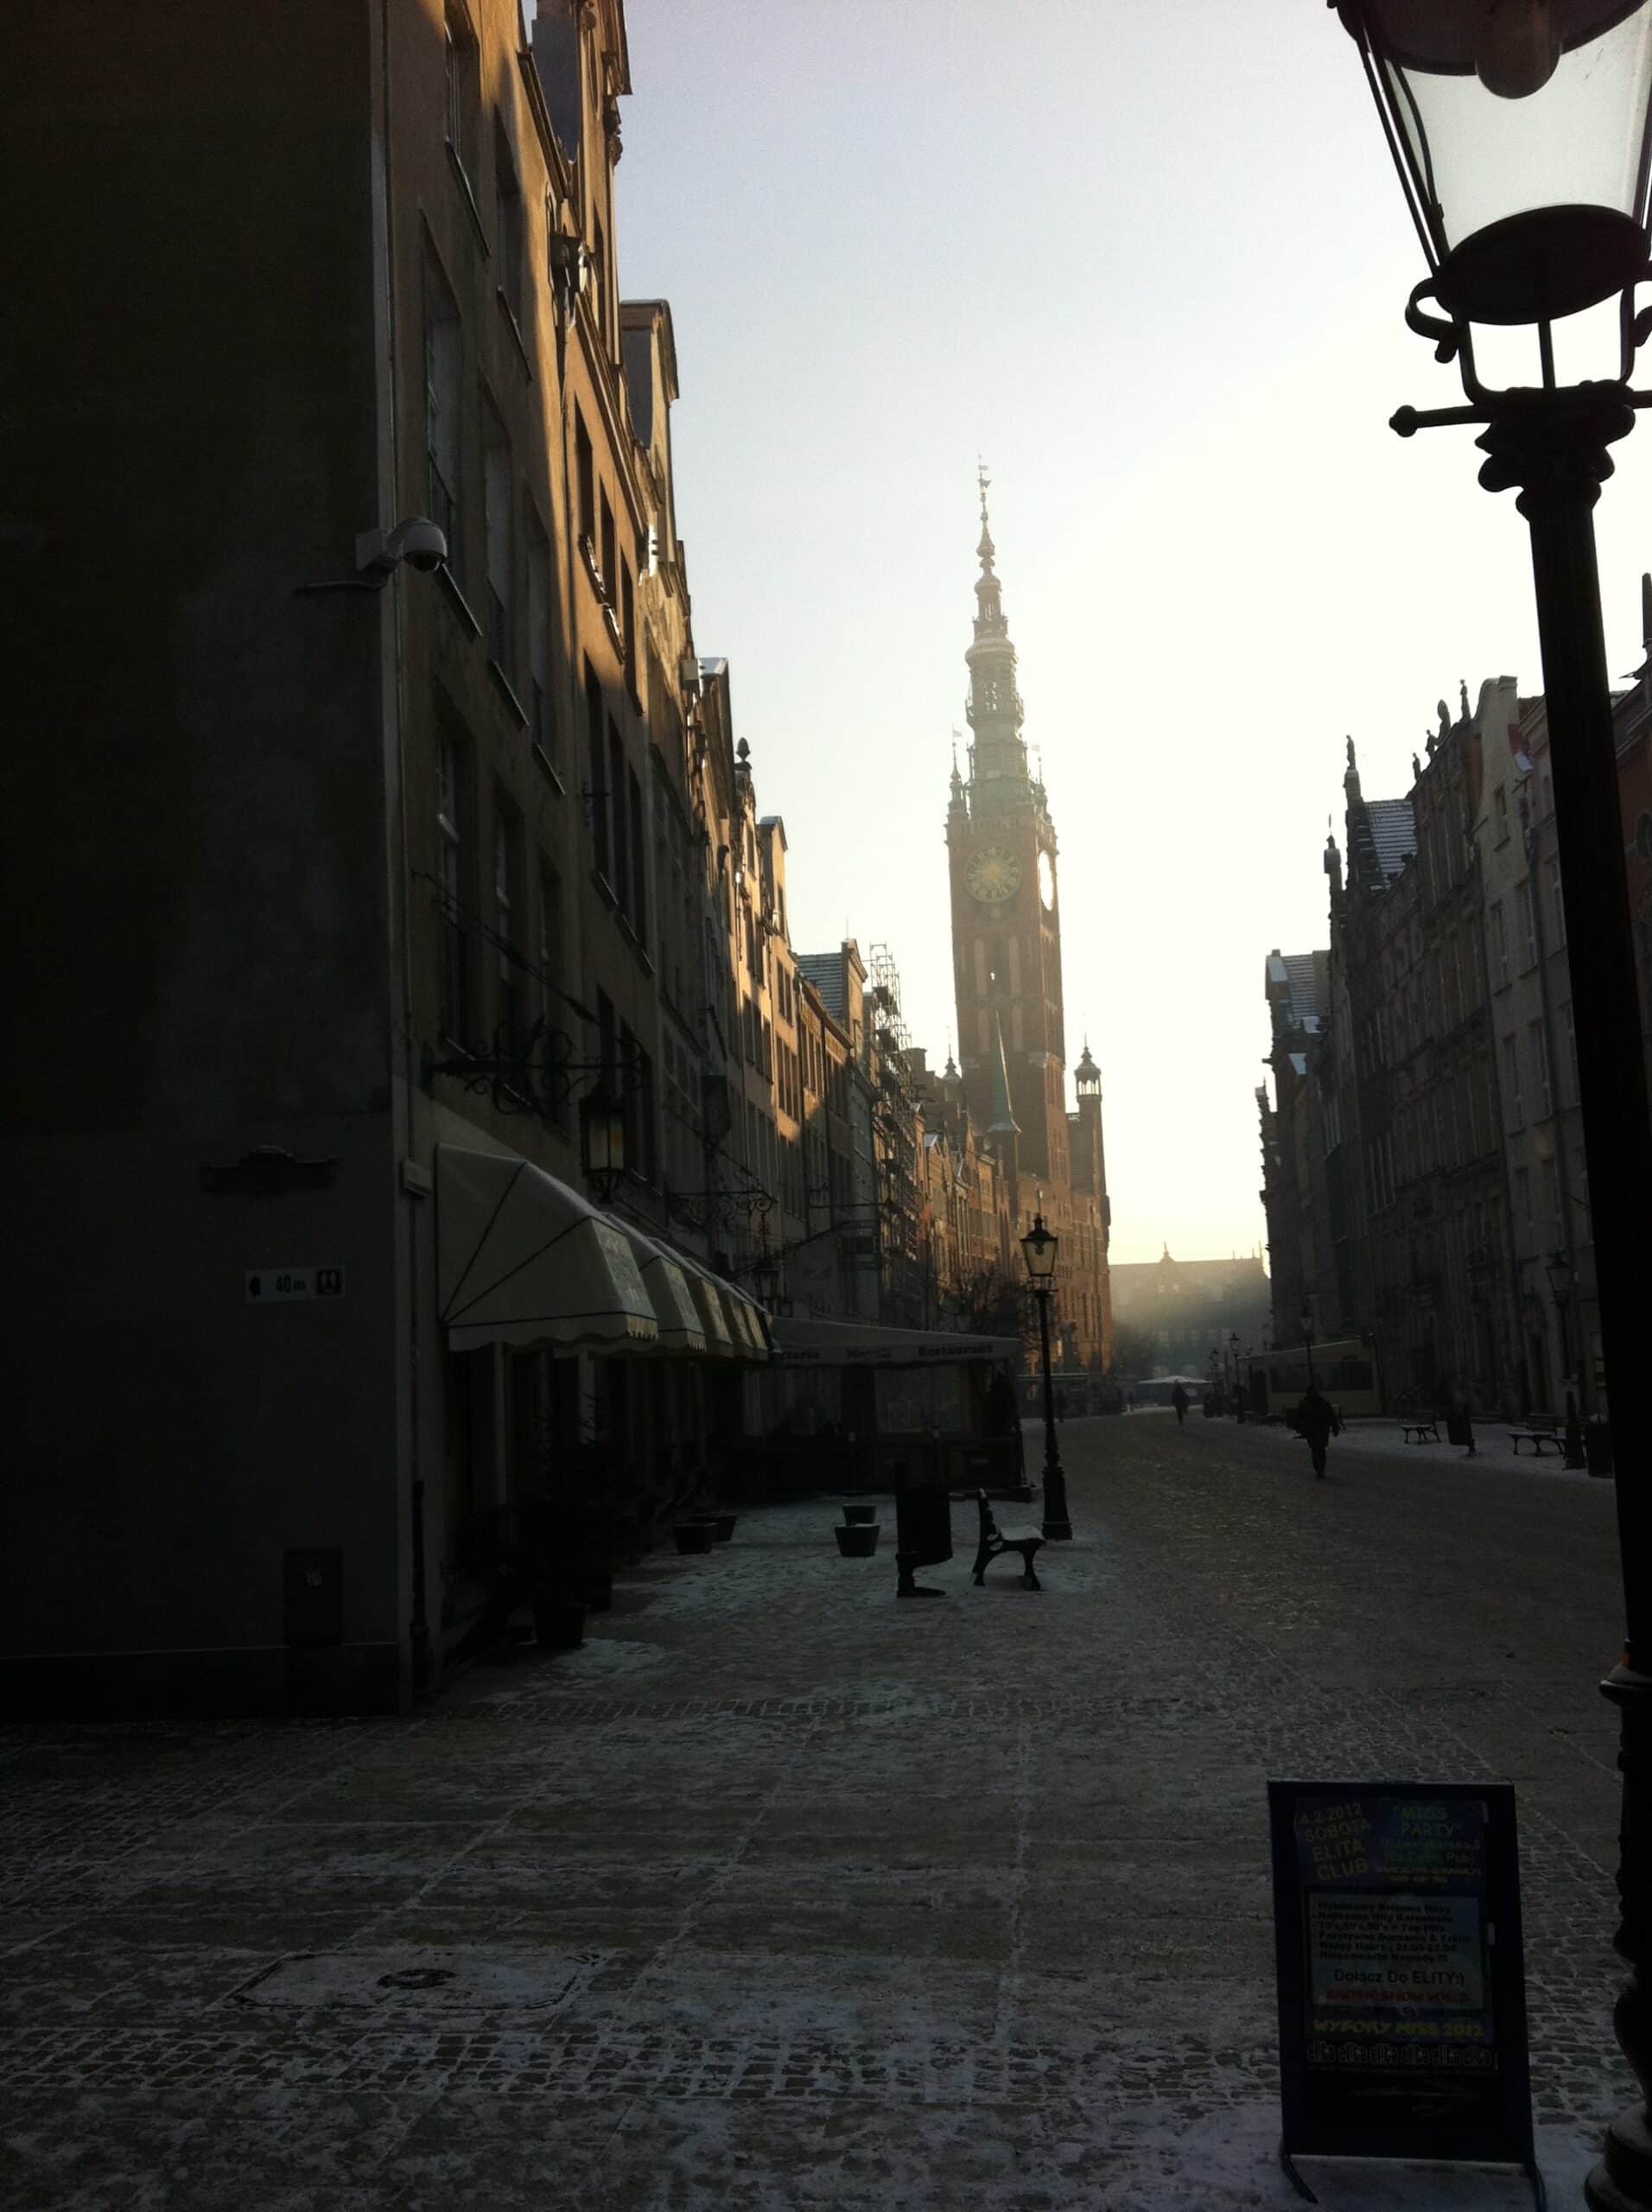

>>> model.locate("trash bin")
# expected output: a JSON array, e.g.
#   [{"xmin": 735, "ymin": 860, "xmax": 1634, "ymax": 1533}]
[
  {"xmin": 1446, "ymin": 1410, "xmax": 1471, "ymax": 1447},
  {"xmin": 893, "ymin": 1452, "xmax": 952, "ymax": 1596},
  {"xmin": 1586, "ymin": 1418, "xmax": 1615, "ymax": 1478}
]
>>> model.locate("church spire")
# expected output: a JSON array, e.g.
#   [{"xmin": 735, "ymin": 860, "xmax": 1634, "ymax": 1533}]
[{"xmin": 963, "ymin": 462, "xmax": 1027, "ymax": 797}]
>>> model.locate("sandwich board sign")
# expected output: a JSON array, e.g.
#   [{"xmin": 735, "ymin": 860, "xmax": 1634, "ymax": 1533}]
[{"xmin": 1268, "ymin": 1779, "xmax": 1541, "ymax": 2207}]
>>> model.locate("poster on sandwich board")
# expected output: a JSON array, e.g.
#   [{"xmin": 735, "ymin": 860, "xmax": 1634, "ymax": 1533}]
[{"xmin": 1268, "ymin": 1779, "xmax": 1540, "ymax": 2204}]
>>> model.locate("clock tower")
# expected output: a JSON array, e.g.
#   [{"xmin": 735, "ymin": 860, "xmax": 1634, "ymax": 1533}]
[{"xmin": 947, "ymin": 470, "xmax": 1069, "ymax": 1188}]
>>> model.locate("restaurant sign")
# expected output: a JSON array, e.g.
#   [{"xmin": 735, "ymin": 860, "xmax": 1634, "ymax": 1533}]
[{"xmin": 1267, "ymin": 1779, "xmax": 1539, "ymax": 2204}]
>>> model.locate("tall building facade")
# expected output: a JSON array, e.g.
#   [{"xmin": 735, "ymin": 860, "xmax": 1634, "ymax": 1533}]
[
  {"xmin": 1259, "ymin": 642, "xmax": 1652, "ymax": 1421},
  {"xmin": 945, "ymin": 479, "xmax": 1111, "ymax": 1372}
]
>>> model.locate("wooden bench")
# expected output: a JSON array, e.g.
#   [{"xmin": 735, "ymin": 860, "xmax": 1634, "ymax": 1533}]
[
  {"xmin": 1401, "ymin": 1417, "xmax": 1440, "ymax": 1444},
  {"xmin": 1510, "ymin": 1422, "xmax": 1566, "ymax": 1456},
  {"xmin": 972, "ymin": 1491, "xmax": 1043, "ymax": 1591}
]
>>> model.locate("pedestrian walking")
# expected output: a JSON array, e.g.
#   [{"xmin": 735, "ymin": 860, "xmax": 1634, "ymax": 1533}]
[
  {"xmin": 1293, "ymin": 1384, "xmax": 1340, "ymax": 1478},
  {"xmin": 1172, "ymin": 1382, "xmax": 1190, "ymax": 1427}
]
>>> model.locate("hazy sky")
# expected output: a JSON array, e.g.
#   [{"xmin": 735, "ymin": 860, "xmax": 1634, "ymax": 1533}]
[{"xmin": 614, "ymin": 0, "xmax": 1652, "ymax": 1267}]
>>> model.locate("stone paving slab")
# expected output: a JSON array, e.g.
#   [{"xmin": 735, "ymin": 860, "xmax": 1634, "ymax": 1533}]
[{"xmin": 0, "ymin": 1416, "xmax": 1634, "ymax": 2207}]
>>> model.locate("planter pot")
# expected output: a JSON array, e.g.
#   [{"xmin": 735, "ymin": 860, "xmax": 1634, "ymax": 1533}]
[
  {"xmin": 834, "ymin": 1522, "xmax": 880, "ymax": 1557},
  {"xmin": 841, "ymin": 1503, "xmax": 878, "ymax": 1526},
  {"xmin": 711, "ymin": 1513, "xmax": 738, "ymax": 1543},
  {"xmin": 531, "ymin": 1592, "xmax": 587, "ymax": 1650},
  {"xmin": 674, "ymin": 1521, "xmax": 717, "ymax": 1555}
]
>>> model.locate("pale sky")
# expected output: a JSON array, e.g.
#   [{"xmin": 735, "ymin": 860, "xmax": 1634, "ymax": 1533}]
[{"xmin": 615, "ymin": 0, "xmax": 1652, "ymax": 1266}]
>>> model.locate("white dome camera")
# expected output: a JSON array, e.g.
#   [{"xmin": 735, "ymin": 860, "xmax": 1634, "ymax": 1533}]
[{"xmin": 355, "ymin": 517, "xmax": 448, "ymax": 582}]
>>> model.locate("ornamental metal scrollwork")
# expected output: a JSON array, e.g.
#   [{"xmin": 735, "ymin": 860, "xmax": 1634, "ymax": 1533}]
[{"xmin": 425, "ymin": 1020, "xmax": 644, "ymax": 1125}]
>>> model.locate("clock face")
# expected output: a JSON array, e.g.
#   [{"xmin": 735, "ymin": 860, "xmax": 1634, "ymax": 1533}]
[
  {"xmin": 1038, "ymin": 850, "xmax": 1056, "ymax": 910},
  {"xmin": 966, "ymin": 847, "xmax": 1021, "ymax": 905}
]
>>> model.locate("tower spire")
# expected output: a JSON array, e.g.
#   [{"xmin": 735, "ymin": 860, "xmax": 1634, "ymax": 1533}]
[
  {"xmin": 976, "ymin": 457, "xmax": 994, "ymax": 572},
  {"xmin": 963, "ymin": 464, "xmax": 1026, "ymax": 794}
]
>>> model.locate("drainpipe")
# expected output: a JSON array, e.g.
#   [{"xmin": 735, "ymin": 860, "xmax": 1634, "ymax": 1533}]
[{"xmin": 378, "ymin": 0, "xmax": 429, "ymax": 1693}]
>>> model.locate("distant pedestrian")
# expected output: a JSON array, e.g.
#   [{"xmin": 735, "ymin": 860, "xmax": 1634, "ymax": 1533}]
[
  {"xmin": 1294, "ymin": 1385, "xmax": 1340, "ymax": 1478},
  {"xmin": 1172, "ymin": 1383, "xmax": 1190, "ymax": 1427}
]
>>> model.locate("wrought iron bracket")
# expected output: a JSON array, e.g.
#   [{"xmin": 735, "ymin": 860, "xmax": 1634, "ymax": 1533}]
[
  {"xmin": 1392, "ymin": 264, "xmax": 1652, "ymax": 448},
  {"xmin": 425, "ymin": 1020, "xmax": 643, "ymax": 1126}
]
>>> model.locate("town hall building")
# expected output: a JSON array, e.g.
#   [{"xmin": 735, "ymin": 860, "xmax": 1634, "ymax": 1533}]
[{"xmin": 946, "ymin": 477, "xmax": 1113, "ymax": 1374}]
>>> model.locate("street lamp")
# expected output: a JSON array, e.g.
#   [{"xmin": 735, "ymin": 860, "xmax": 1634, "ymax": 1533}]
[
  {"xmin": 579, "ymin": 1086, "xmax": 626, "ymax": 1205},
  {"xmin": 1299, "ymin": 1302, "xmax": 1317, "ymax": 1392},
  {"xmin": 1020, "ymin": 1211, "xmax": 1072, "ymax": 1541},
  {"xmin": 1229, "ymin": 1331, "xmax": 1243, "ymax": 1421},
  {"xmin": 1545, "ymin": 1250, "xmax": 1588, "ymax": 1470},
  {"xmin": 1333, "ymin": 12, "xmax": 1652, "ymax": 2204}
]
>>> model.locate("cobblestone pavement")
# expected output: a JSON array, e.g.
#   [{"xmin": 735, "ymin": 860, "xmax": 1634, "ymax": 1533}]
[{"xmin": 0, "ymin": 1416, "xmax": 1632, "ymax": 2209}]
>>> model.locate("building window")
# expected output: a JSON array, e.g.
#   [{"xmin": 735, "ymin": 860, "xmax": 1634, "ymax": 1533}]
[
  {"xmin": 537, "ymin": 859, "xmax": 564, "ymax": 1121},
  {"xmin": 600, "ymin": 489, "xmax": 616, "ymax": 603},
  {"xmin": 482, "ymin": 404, "xmax": 513, "ymax": 675},
  {"xmin": 592, "ymin": 213, "xmax": 608, "ymax": 342},
  {"xmin": 607, "ymin": 721, "xmax": 628, "ymax": 910},
  {"xmin": 1515, "ymin": 1165, "xmax": 1533, "ymax": 1236},
  {"xmin": 1547, "ymin": 856, "xmax": 1566, "ymax": 950},
  {"xmin": 423, "ymin": 253, "xmax": 462, "ymax": 578},
  {"xmin": 1502, "ymin": 1033, "xmax": 1523, "ymax": 1130},
  {"xmin": 1494, "ymin": 784, "xmax": 1509, "ymax": 842},
  {"xmin": 597, "ymin": 990, "xmax": 616, "ymax": 1092},
  {"xmin": 1490, "ymin": 900, "xmax": 1508, "ymax": 988},
  {"xmin": 575, "ymin": 410, "xmax": 595, "ymax": 554},
  {"xmin": 628, "ymin": 765, "xmax": 646, "ymax": 939},
  {"xmin": 621, "ymin": 563, "xmax": 636, "ymax": 675},
  {"xmin": 437, "ymin": 735, "xmax": 472, "ymax": 1043},
  {"xmin": 444, "ymin": 2, "xmax": 480, "ymax": 186},
  {"xmin": 527, "ymin": 513, "xmax": 552, "ymax": 763},
  {"xmin": 493, "ymin": 121, "xmax": 524, "ymax": 328},
  {"xmin": 1530, "ymin": 1020, "xmax": 1551, "ymax": 1119},
  {"xmin": 585, "ymin": 663, "xmax": 608, "ymax": 880},
  {"xmin": 493, "ymin": 797, "xmax": 522, "ymax": 1034}
]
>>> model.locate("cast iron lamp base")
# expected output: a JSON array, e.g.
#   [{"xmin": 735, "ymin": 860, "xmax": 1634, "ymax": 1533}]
[{"xmin": 1041, "ymin": 1465, "xmax": 1073, "ymax": 1543}]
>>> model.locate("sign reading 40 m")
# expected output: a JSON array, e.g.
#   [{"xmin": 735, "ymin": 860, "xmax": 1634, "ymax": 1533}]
[
  {"xmin": 245, "ymin": 1267, "xmax": 346, "ymax": 1303},
  {"xmin": 1268, "ymin": 1779, "xmax": 1538, "ymax": 2205}
]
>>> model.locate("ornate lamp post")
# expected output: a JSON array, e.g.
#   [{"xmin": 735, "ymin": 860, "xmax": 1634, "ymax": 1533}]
[
  {"xmin": 579, "ymin": 1086, "xmax": 626, "ymax": 1205},
  {"xmin": 1299, "ymin": 1302, "xmax": 1318, "ymax": 1393},
  {"xmin": 1546, "ymin": 1249, "xmax": 1589, "ymax": 1470},
  {"xmin": 1020, "ymin": 1211, "xmax": 1072, "ymax": 1540},
  {"xmin": 1331, "ymin": 11, "xmax": 1652, "ymax": 2203}
]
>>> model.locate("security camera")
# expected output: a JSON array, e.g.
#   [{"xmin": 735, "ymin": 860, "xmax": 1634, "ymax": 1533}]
[{"xmin": 355, "ymin": 517, "xmax": 448, "ymax": 582}]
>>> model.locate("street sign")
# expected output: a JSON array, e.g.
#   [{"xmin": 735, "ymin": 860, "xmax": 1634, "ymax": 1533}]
[
  {"xmin": 1268, "ymin": 1779, "xmax": 1539, "ymax": 2206},
  {"xmin": 245, "ymin": 1267, "xmax": 346, "ymax": 1303}
]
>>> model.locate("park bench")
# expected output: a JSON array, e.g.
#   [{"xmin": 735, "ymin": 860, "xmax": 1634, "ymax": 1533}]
[
  {"xmin": 1401, "ymin": 1416, "xmax": 1440, "ymax": 1444},
  {"xmin": 1510, "ymin": 1419, "xmax": 1566, "ymax": 1457},
  {"xmin": 972, "ymin": 1491, "xmax": 1043, "ymax": 1591}
]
